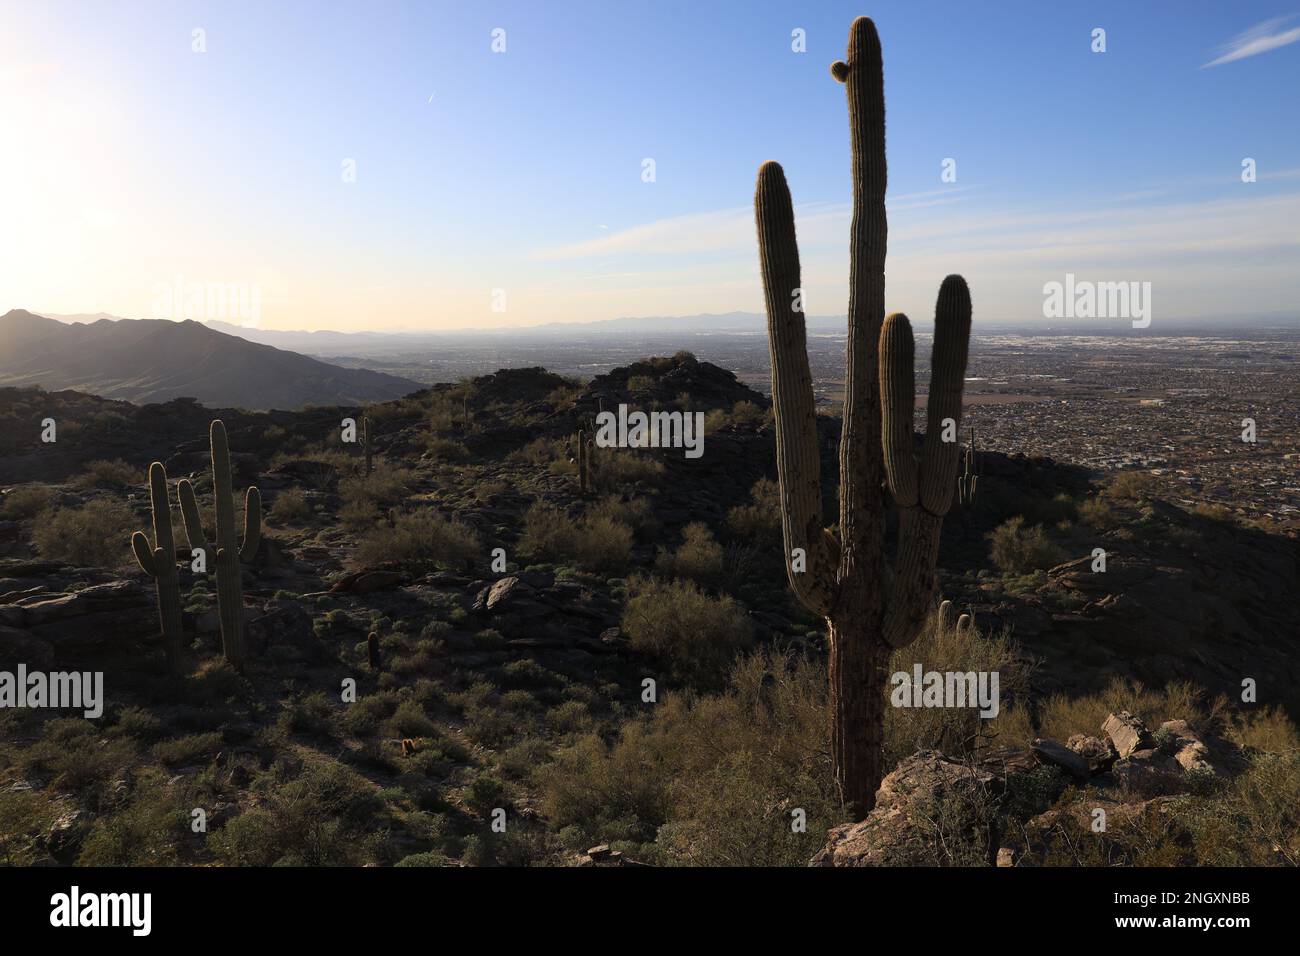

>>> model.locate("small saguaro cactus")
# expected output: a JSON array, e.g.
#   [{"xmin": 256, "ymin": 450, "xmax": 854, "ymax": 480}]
[
  {"xmin": 756, "ymin": 16, "xmax": 973, "ymax": 818},
  {"xmin": 367, "ymin": 632, "xmax": 381, "ymax": 670},
  {"xmin": 178, "ymin": 420, "xmax": 262, "ymax": 667},
  {"xmin": 577, "ymin": 429, "xmax": 590, "ymax": 493},
  {"xmin": 958, "ymin": 427, "xmax": 979, "ymax": 507},
  {"xmin": 130, "ymin": 461, "xmax": 185, "ymax": 672},
  {"xmin": 362, "ymin": 416, "xmax": 373, "ymax": 477}
]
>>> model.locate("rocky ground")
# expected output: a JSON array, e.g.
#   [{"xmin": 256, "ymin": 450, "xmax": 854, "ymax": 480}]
[{"xmin": 1, "ymin": 353, "xmax": 1297, "ymax": 866}]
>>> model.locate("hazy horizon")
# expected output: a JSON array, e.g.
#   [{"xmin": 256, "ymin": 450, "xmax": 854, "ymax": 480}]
[{"xmin": 4, "ymin": 0, "xmax": 1300, "ymax": 332}]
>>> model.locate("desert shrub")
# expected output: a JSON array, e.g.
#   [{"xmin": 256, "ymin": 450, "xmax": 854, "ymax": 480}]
[
  {"xmin": 987, "ymin": 516, "xmax": 1066, "ymax": 574},
  {"xmin": 21, "ymin": 718, "xmax": 137, "ymax": 796},
  {"xmin": 277, "ymin": 692, "xmax": 335, "ymax": 737},
  {"xmin": 518, "ymin": 502, "xmax": 633, "ymax": 571},
  {"xmin": 1077, "ymin": 496, "xmax": 1115, "ymax": 529},
  {"xmin": 355, "ymin": 509, "xmax": 480, "ymax": 570},
  {"xmin": 1190, "ymin": 502, "xmax": 1234, "ymax": 523},
  {"xmin": 152, "ymin": 731, "xmax": 224, "ymax": 767},
  {"xmin": 77, "ymin": 771, "xmax": 188, "ymax": 865},
  {"xmin": 338, "ymin": 466, "xmax": 413, "ymax": 520},
  {"xmin": 208, "ymin": 760, "xmax": 383, "ymax": 866},
  {"xmin": 423, "ymin": 437, "xmax": 469, "ymax": 461},
  {"xmin": 586, "ymin": 495, "xmax": 660, "ymax": 542},
  {"xmin": 725, "ymin": 477, "xmax": 782, "ymax": 542},
  {"xmin": 620, "ymin": 576, "xmax": 752, "ymax": 684},
  {"xmin": 654, "ymin": 522, "xmax": 724, "ymax": 587},
  {"xmin": 1106, "ymin": 471, "xmax": 1157, "ymax": 500},
  {"xmin": 387, "ymin": 700, "xmax": 437, "ymax": 738},
  {"xmin": 535, "ymin": 650, "xmax": 838, "ymax": 865},
  {"xmin": 73, "ymin": 458, "xmax": 138, "ymax": 489},
  {"xmin": 626, "ymin": 374, "xmax": 656, "ymax": 391},
  {"xmin": 594, "ymin": 450, "xmax": 665, "ymax": 490},
  {"xmin": 884, "ymin": 610, "xmax": 1032, "ymax": 768},
  {"xmin": 573, "ymin": 514, "xmax": 634, "ymax": 570},
  {"xmin": 269, "ymin": 488, "xmax": 312, "ymax": 523},
  {"xmin": 0, "ymin": 484, "xmax": 55, "ymax": 519},
  {"xmin": 33, "ymin": 499, "xmax": 137, "ymax": 567}
]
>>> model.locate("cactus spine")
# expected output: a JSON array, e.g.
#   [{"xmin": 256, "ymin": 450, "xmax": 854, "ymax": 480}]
[
  {"xmin": 178, "ymin": 420, "xmax": 261, "ymax": 667},
  {"xmin": 757, "ymin": 16, "xmax": 972, "ymax": 818},
  {"xmin": 131, "ymin": 462, "xmax": 185, "ymax": 672}
]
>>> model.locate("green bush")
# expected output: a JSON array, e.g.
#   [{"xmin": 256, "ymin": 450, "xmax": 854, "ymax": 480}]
[
  {"xmin": 621, "ymin": 576, "xmax": 752, "ymax": 684},
  {"xmin": 33, "ymin": 498, "xmax": 138, "ymax": 567},
  {"xmin": 356, "ymin": 509, "xmax": 481, "ymax": 570},
  {"xmin": 987, "ymin": 516, "xmax": 1067, "ymax": 574}
]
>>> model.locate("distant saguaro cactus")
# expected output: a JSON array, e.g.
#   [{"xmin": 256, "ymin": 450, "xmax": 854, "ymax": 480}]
[
  {"xmin": 362, "ymin": 416, "xmax": 373, "ymax": 477},
  {"xmin": 958, "ymin": 427, "xmax": 979, "ymax": 507},
  {"xmin": 178, "ymin": 420, "xmax": 261, "ymax": 667},
  {"xmin": 756, "ymin": 16, "xmax": 972, "ymax": 818},
  {"xmin": 577, "ymin": 429, "xmax": 590, "ymax": 493},
  {"xmin": 130, "ymin": 462, "xmax": 185, "ymax": 672}
]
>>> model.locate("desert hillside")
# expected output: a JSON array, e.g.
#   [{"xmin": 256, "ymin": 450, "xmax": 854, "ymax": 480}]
[{"xmin": 1, "ymin": 352, "xmax": 1296, "ymax": 867}]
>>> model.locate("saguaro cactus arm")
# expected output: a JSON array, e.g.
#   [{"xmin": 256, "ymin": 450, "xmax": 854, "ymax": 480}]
[
  {"xmin": 756, "ymin": 160, "xmax": 839, "ymax": 617},
  {"xmin": 132, "ymin": 532, "xmax": 156, "ymax": 575},
  {"xmin": 880, "ymin": 312, "xmax": 918, "ymax": 507},
  {"xmin": 132, "ymin": 460, "xmax": 185, "ymax": 672},
  {"xmin": 883, "ymin": 277, "xmax": 972, "ymax": 648},
  {"xmin": 918, "ymin": 275, "xmax": 972, "ymax": 514},
  {"xmin": 177, "ymin": 479, "xmax": 208, "ymax": 556},
  {"xmin": 241, "ymin": 487, "xmax": 262, "ymax": 561}
]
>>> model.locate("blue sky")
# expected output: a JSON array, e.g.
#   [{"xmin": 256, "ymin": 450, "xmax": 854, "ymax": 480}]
[{"xmin": 2, "ymin": 0, "xmax": 1299, "ymax": 330}]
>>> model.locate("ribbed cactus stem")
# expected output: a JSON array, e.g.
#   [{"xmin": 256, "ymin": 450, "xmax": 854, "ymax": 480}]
[
  {"xmin": 937, "ymin": 599, "xmax": 953, "ymax": 630},
  {"xmin": 131, "ymin": 461, "xmax": 184, "ymax": 672},
  {"xmin": 757, "ymin": 16, "xmax": 972, "ymax": 819},
  {"xmin": 178, "ymin": 420, "xmax": 261, "ymax": 667}
]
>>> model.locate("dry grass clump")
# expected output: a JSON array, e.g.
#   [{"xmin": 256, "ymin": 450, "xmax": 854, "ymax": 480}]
[{"xmin": 355, "ymin": 508, "xmax": 481, "ymax": 570}]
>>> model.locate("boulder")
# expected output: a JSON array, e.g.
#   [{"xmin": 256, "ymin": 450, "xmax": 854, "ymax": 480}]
[
  {"xmin": 1031, "ymin": 738, "xmax": 1089, "ymax": 780},
  {"xmin": 1102, "ymin": 711, "xmax": 1152, "ymax": 758},
  {"xmin": 811, "ymin": 751, "xmax": 997, "ymax": 867},
  {"xmin": 1067, "ymin": 734, "xmax": 1118, "ymax": 774},
  {"xmin": 1158, "ymin": 719, "xmax": 1244, "ymax": 777}
]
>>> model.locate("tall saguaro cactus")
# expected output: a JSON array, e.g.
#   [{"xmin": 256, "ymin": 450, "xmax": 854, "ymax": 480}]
[
  {"xmin": 131, "ymin": 462, "xmax": 185, "ymax": 672},
  {"xmin": 178, "ymin": 420, "xmax": 262, "ymax": 667},
  {"xmin": 756, "ymin": 16, "xmax": 972, "ymax": 818}
]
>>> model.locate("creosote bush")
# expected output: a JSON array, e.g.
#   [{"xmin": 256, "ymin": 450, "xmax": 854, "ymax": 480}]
[
  {"xmin": 988, "ymin": 516, "xmax": 1067, "ymax": 574},
  {"xmin": 518, "ymin": 501, "xmax": 633, "ymax": 571},
  {"xmin": 34, "ymin": 498, "xmax": 137, "ymax": 567},
  {"xmin": 620, "ymin": 576, "xmax": 752, "ymax": 684},
  {"xmin": 654, "ymin": 521, "xmax": 724, "ymax": 587},
  {"xmin": 356, "ymin": 509, "xmax": 480, "ymax": 570}
]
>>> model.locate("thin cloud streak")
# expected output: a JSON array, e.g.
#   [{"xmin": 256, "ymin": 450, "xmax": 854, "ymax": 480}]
[{"xmin": 1202, "ymin": 15, "xmax": 1300, "ymax": 67}]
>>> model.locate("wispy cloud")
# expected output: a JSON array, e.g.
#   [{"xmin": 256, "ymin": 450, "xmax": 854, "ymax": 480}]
[{"xmin": 1202, "ymin": 15, "xmax": 1300, "ymax": 68}]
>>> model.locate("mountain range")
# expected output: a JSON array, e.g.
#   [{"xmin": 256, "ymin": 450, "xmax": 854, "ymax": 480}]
[{"xmin": 0, "ymin": 310, "xmax": 420, "ymax": 410}]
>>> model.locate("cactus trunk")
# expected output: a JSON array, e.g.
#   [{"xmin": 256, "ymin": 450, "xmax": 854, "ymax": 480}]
[
  {"xmin": 179, "ymin": 420, "xmax": 261, "ymax": 668},
  {"xmin": 757, "ymin": 16, "xmax": 972, "ymax": 819},
  {"xmin": 131, "ymin": 462, "xmax": 185, "ymax": 673}
]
